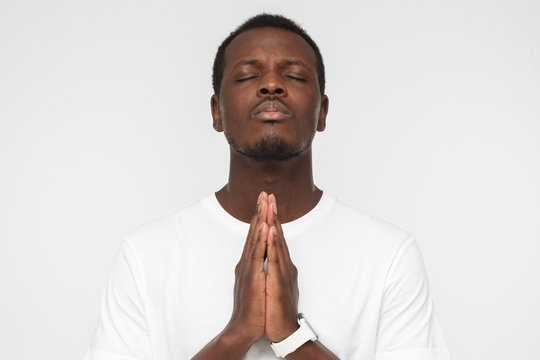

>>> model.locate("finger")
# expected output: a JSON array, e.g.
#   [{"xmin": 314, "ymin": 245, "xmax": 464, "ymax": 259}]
[
  {"xmin": 251, "ymin": 222, "xmax": 268, "ymax": 262},
  {"xmin": 266, "ymin": 225, "xmax": 280, "ymax": 271},
  {"xmin": 250, "ymin": 199, "xmax": 268, "ymax": 247},
  {"xmin": 241, "ymin": 209, "xmax": 261, "ymax": 260},
  {"xmin": 267, "ymin": 194, "xmax": 277, "ymax": 226},
  {"xmin": 255, "ymin": 192, "xmax": 269, "ymax": 238},
  {"xmin": 241, "ymin": 192, "xmax": 267, "ymax": 260},
  {"xmin": 245, "ymin": 194, "xmax": 269, "ymax": 262},
  {"xmin": 245, "ymin": 195, "xmax": 263, "ymax": 242},
  {"xmin": 260, "ymin": 196, "xmax": 269, "ymax": 222},
  {"xmin": 274, "ymin": 217, "xmax": 292, "ymax": 263},
  {"xmin": 257, "ymin": 191, "xmax": 265, "ymax": 210},
  {"xmin": 259, "ymin": 191, "xmax": 268, "ymax": 208}
]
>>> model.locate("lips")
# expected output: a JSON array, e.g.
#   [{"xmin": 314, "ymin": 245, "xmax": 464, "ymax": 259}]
[{"xmin": 251, "ymin": 101, "xmax": 291, "ymax": 121}]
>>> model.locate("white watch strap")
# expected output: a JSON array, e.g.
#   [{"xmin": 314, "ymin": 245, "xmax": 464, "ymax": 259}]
[{"xmin": 270, "ymin": 314, "xmax": 318, "ymax": 358}]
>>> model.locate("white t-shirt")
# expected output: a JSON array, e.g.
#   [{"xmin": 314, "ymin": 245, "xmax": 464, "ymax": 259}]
[{"xmin": 84, "ymin": 193, "xmax": 450, "ymax": 360}]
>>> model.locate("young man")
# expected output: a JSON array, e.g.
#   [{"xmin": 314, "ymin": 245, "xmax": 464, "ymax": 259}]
[{"xmin": 84, "ymin": 14, "xmax": 450, "ymax": 360}]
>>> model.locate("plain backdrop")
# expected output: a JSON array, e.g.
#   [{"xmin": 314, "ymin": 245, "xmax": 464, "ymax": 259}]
[{"xmin": 1, "ymin": 0, "xmax": 539, "ymax": 359}]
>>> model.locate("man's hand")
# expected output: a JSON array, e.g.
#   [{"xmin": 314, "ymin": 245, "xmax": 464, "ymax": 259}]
[
  {"xmin": 264, "ymin": 194, "xmax": 300, "ymax": 342},
  {"xmin": 225, "ymin": 192, "xmax": 270, "ymax": 344},
  {"xmin": 194, "ymin": 191, "xmax": 338, "ymax": 360},
  {"xmin": 227, "ymin": 191, "xmax": 300, "ymax": 344}
]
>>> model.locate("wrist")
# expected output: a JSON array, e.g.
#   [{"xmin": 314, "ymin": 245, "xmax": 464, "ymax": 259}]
[
  {"xmin": 270, "ymin": 314, "xmax": 318, "ymax": 358},
  {"xmin": 269, "ymin": 322, "xmax": 300, "ymax": 343},
  {"xmin": 222, "ymin": 322, "xmax": 261, "ymax": 348}
]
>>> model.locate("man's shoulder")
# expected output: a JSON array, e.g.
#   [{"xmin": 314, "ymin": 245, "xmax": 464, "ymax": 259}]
[
  {"xmin": 123, "ymin": 195, "xmax": 211, "ymax": 255},
  {"xmin": 331, "ymin": 196, "xmax": 412, "ymax": 248}
]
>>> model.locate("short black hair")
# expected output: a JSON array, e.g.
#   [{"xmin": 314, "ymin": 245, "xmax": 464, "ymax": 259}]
[{"xmin": 212, "ymin": 13, "xmax": 325, "ymax": 95}]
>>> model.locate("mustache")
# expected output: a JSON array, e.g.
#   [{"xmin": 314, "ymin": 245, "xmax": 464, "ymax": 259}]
[{"xmin": 250, "ymin": 100, "xmax": 291, "ymax": 116}]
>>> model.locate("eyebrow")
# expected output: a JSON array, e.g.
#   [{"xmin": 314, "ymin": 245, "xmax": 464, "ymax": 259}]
[
  {"xmin": 233, "ymin": 59, "xmax": 261, "ymax": 69},
  {"xmin": 280, "ymin": 59, "xmax": 309, "ymax": 68}
]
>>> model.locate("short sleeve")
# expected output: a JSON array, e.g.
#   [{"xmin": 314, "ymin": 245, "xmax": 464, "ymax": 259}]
[
  {"xmin": 83, "ymin": 240, "xmax": 153, "ymax": 360},
  {"xmin": 375, "ymin": 237, "xmax": 450, "ymax": 360}
]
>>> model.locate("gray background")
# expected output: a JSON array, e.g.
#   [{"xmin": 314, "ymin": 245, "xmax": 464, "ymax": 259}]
[{"xmin": 1, "ymin": 0, "xmax": 539, "ymax": 359}]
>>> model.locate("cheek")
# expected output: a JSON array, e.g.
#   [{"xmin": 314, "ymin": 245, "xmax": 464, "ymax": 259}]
[
  {"xmin": 218, "ymin": 100, "xmax": 238, "ymax": 132},
  {"xmin": 220, "ymin": 94, "xmax": 250, "ymax": 122},
  {"xmin": 219, "ymin": 107, "xmax": 248, "ymax": 139},
  {"xmin": 298, "ymin": 101, "xmax": 321, "ymax": 131}
]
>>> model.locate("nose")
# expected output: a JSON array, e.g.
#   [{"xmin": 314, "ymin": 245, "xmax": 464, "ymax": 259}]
[{"xmin": 257, "ymin": 72, "xmax": 286, "ymax": 97}]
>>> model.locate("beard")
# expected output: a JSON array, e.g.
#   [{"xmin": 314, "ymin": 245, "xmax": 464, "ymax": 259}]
[{"xmin": 226, "ymin": 132, "xmax": 314, "ymax": 162}]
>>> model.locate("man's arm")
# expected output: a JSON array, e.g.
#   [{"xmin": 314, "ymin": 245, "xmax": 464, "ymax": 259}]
[
  {"xmin": 84, "ymin": 240, "xmax": 153, "ymax": 360},
  {"xmin": 189, "ymin": 326, "xmax": 257, "ymax": 360},
  {"xmin": 374, "ymin": 236, "xmax": 449, "ymax": 359},
  {"xmin": 286, "ymin": 341, "xmax": 339, "ymax": 360}
]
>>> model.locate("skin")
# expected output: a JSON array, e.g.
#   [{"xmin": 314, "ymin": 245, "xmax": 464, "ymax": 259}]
[{"xmin": 192, "ymin": 27, "xmax": 338, "ymax": 359}]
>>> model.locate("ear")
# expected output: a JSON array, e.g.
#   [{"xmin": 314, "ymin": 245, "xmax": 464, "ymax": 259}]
[
  {"xmin": 316, "ymin": 95, "xmax": 329, "ymax": 132},
  {"xmin": 211, "ymin": 94, "xmax": 223, "ymax": 132}
]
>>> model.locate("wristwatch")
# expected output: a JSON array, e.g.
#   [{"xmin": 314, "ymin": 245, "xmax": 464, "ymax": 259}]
[{"xmin": 270, "ymin": 313, "xmax": 318, "ymax": 358}]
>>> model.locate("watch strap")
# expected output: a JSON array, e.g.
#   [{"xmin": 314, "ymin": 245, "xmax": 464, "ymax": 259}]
[{"xmin": 270, "ymin": 314, "xmax": 318, "ymax": 358}]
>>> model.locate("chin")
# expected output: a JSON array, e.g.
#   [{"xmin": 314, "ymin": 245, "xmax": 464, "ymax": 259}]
[{"xmin": 233, "ymin": 134, "xmax": 313, "ymax": 162}]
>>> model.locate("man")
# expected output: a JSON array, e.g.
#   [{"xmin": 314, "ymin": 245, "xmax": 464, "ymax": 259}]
[{"xmin": 84, "ymin": 14, "xmax": 450, "ymax": 360}]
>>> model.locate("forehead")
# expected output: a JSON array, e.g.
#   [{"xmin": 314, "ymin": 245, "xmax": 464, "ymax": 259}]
[{"xmin": 224, "ymin": 27, "xmax": 317, "ymax": 70}]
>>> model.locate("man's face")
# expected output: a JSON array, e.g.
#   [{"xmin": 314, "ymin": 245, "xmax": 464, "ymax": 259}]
[{"xmin": 211, "ymin": 27, "xmax": 328, "ymax": 161}]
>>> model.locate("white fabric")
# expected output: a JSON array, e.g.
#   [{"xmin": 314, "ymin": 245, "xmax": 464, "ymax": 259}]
[
  {"xmin": 83, "ymin": 193, "xmax": 450, "ymax": 360},
  {"xmin": 270, "ymin": 317, "xmax": 317, "ymax": 357}
]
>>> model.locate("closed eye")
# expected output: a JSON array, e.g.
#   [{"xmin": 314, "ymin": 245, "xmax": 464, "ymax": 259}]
[
  {"xmin": 286, "ymin": 74, "xmax": 307, "ymax": 82},
  {"xmin": 236, "ymin": 75, "xmax": 258, "ymax": 82}
]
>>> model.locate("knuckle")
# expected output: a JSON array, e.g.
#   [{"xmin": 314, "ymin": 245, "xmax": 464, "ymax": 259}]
[{"xmin": 234, "ymin": 263, "xmax": 242, "ymax": 276}]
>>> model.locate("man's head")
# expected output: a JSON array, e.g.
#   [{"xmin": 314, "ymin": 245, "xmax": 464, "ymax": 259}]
[
  {"xmin": 212, "ymin": 14, "xmax": 325, "ymax": 96},
  {"xmin": 211, "ymin": 14, "xmax": 329, "ymax": 162}
]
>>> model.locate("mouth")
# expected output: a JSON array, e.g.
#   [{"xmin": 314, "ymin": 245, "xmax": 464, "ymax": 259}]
[{"xmin": 251, "ymin": 101, "xmax": 291, "ymax": 121}]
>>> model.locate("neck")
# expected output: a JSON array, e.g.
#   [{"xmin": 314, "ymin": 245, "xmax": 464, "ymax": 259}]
[{"xmin": 215, "ymin": 147, "xmax": 322, "ymax": 223}]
